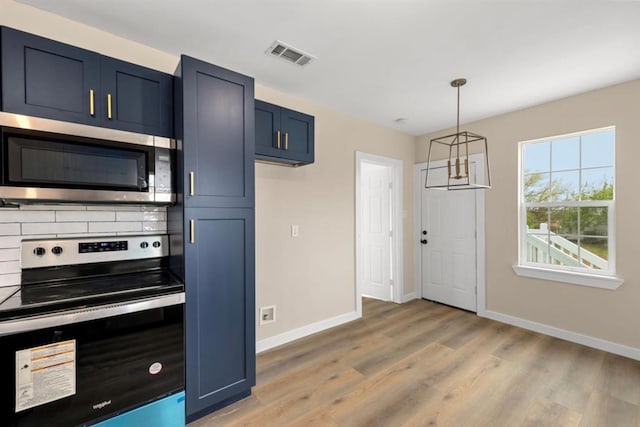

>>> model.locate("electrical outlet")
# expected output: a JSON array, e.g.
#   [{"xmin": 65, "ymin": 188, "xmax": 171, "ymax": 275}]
[
  {"xmin": 259, "ymin": 305, "xmax": 276, "ymax": 325},
  {"xmin": 291, "ymin": 224, "xmax": 299, "ymax": 237}
]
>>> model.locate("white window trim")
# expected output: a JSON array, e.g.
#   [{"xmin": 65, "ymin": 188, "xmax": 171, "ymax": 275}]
[
  {"xmin": 512, "ymin": 265, "xmax": 623, "ymax": 290},
  {"xmin": 515, "ymin": 126, "xmax": 623, "ymax": 290}
]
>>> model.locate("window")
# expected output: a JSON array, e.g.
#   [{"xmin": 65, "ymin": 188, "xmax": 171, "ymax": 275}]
[{"xmin": 515, "ymin": 127, "xmax": 621, "ymax": 289}]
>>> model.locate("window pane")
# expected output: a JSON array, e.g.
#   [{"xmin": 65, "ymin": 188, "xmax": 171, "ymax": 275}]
[
  {"xmin": 526, "ymin": 207, "xmax": 548, "ymax": 233},
  {"xmin": 551, "ymin": 137, "xmax": 580, "ymax": 171},
  {"xmin": 580, "ymin": 237, "xmax": 609, "ymax": 267},
  {"xmin": 550, "ymin": 171, "xmax": 579, "ymax": 201},
  {"xmin": 581, "ymin": 167, "xmax": 614, "ymax": 200},
  {"xmin": 580, "ymin": 207, "xmax": 608, "ymax": 236},
  {"xmin": 549, "ymin": 236, "xmax": 581, "ymax": 267},
  {"xmin": 524, "ymin": 173, "xmax": 550, "ymax": 202},
  {"xmin": 523, "ymin": 141, "xmax": 550, "ymax": 173},
  {"xmin": 550, "ymin": 207, "xmax": 578, "ymax": 235},
  {"xmin": 581, "ymin": 130, "xmax": 614, "ymax": 168},
  {"xmin": 526, "ymin": 233, "xmax": 549, "ymax": 264}
]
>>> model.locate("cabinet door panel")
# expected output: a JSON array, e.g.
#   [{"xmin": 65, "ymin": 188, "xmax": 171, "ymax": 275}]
[
  {"xmin": 184, "ymin": 208, "xmax": 255, "ymax": 418},
  {"xmin": 255, "ymin": 100, "xmax": 282, "ymax": 158},
  {"xmin": 101, "ymin": 57, "xmax": 173, "ymax": 137},
  {"xmin": 1, "ymin": 27, "xmax": 101, "ymax": 125},
  {"xmin": 281, "ymin": 108, "xmax": 314, "ymax": 163},
  {"xmin": 181, "ymin": 56, "xmax": 254, "ymax": 208}
]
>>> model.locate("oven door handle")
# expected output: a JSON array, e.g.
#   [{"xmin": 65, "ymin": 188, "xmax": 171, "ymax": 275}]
[{"xmin": 0, "ymin": 292, "xmax": 185, "ymax": 336}]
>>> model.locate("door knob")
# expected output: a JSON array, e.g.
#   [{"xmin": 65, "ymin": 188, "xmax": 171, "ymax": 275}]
[{"xmin": 421, "ymin": 239, "xmax": 428, "ymax": 245}]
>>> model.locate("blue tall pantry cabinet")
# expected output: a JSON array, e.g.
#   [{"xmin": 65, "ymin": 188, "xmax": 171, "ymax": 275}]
[{"xmin": 169, "ymin": 55, "xmax": 256, "ymax": 423}]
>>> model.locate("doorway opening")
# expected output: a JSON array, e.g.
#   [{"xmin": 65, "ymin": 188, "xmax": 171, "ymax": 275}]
[{"xmin": 355, "ymin": 152, "xmax": 403, "ymax": 316}]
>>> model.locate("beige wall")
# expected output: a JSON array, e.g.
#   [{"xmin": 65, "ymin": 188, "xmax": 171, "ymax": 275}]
[
  {"xmin": 1, "ymin": 0, "xmax": 177, "ymax": 73},
  {"xmin": 254, "ymin": 85, "xmax": 415, "ymax": 340},
  {"xmin": 1, "ymin": 0, "xmax": 416, "ymax": 342},
  {"xmin": 416, "ymin": 78, "xmax": 640, "ymax": 349}
]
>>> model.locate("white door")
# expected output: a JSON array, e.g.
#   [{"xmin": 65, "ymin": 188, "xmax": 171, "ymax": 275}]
[
  {"xmin": 360, "ymin": 162, "xmax": 392, "ymax": 301},
  {"xmin": 420, "ymin": 166, "xmax": 477, "ymax": 311}
]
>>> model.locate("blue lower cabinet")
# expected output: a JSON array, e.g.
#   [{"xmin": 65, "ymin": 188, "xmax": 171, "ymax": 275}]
[{"xmin": 90, "ymin": 391, "xmax": 185, "ymax": 427}]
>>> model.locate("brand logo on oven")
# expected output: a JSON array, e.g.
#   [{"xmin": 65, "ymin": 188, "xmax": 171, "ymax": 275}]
[{"xmin": 93, "ymin": 400, "xmax": 112, "ymax": 410}]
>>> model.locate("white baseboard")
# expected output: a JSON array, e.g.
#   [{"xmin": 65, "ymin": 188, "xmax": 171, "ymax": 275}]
[
  {"xmin": 402, "ymin": 292, "xmax": 417, "ymax": 303},
  {"xmin": 256, "ymin": 311, "xmax": 361, "ymax": 354},
  {"xmin": 480, "ymin": 309, "xmax": 640, "ymax": 361}
]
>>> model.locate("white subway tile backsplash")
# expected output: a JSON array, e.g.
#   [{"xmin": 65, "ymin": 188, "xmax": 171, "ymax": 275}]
[
  {"xmin": 0, "ymin": 261, "xmax": 20, "ymax": 274},
  {"xmin": 0, "ymin": 249, "xmax": 19, "ymax": 262},
  {"xmin": 141, "ymin": 206, "xmax": 164, "ymax": 212},
  {"xmin": 56, "ymin": 211, "xmax": 115, "ymax": 222},
  {"xmin": 0, "ymin": 211, "xmax": 55, "ymax": 223},
  {"xmin": 22, "ymin": 222, "xmax": 87, "ymax": 235},
  {"xmin": 115, "ymin": 211, "xmax": 144, "ymax": 222},
  {"xmin": 86, "ymin": 205, "xmax": 142, "ymax": 211},
  {"xmin": 21, "ymin": 204, "xmax": 86, "ymax": 211},
  {"xmin": 89, "ymin": 222, "xmax": 142, "ymax": 233},
  {"xmin": 143, "ymin": 222, "xmax": 167, "ymax": 232},
  {"xmin": 143, "ymin": 211, "xmax": 166, "ymax": 221},
  {"xmin": 0, "ymin": 236, "xmax": 21, "ymax": 249},
  {"xmin": 0, "ymin": 223, "xmax": 20, "ymax": 235},
  {"xmin": 0, "ymin": 273, "xmax": 20, "ymax": 286}
]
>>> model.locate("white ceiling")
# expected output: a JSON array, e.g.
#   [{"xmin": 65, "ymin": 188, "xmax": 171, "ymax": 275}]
[{"xmin": 17, "ymin": 0, "xmax": 640, "ymax": 135}]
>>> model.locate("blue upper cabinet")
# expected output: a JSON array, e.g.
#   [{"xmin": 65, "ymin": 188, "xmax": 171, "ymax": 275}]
[
  {"xmin": 100, "ymin": 57, "xmax": 173, "ymax": 137},
  {"xmin": 255, "ymin": 99, "xmax": 314, "ymax": 166},
  {"xmin": 176, "ymin": 55, "xmax": 255, "ymax": 208},
  {"xmin": 0, "ymin": 27, "xmax": 173, "ymax": 137},
  {"xmin": 1, "ymin": 26, "xmax": 102, "ymax": 126}
]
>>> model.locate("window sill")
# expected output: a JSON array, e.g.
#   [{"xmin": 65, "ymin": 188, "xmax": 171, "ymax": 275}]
[{"xmin": 512, "ymin": 265, "xmax": 623, "ymax": 290}]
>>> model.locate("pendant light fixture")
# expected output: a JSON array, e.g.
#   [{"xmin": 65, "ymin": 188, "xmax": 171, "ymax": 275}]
[{"xmin": 425, "ymin": 78, "xmax": 491, "ymax": 190}]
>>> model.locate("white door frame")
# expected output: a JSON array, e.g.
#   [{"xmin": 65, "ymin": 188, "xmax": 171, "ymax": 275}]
[
  {"xmin": 413, "ymin": 153, "xmax": 487, "ymax": 313},
  {"xmin": 356, "ymin": 152, "xmax": 404, "ymax": 316}
]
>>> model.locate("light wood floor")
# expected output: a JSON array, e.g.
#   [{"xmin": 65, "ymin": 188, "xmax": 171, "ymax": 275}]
[{"xmin": 190, "ymin": 298, "xmax": 640, "ymax": 427}]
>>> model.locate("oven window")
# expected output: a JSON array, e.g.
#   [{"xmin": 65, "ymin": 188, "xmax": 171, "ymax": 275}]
[{"xmin": 7, "ymin": 136, "xmax": 148, "ymax": 190}]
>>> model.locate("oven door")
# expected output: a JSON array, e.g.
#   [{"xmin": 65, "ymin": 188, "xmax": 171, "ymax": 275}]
[
  {"xmin": 0, "ymin": 297, "xmax": 184, "ymax": 427},
  {"xmin": 0, "ymin": 127, "xmax": 157, "ymax": 203}
]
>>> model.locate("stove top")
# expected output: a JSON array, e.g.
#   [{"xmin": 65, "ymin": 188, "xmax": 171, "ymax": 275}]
[{"xmin": 0, "ymin": 234, "xmax": 184, "ymax": 321}]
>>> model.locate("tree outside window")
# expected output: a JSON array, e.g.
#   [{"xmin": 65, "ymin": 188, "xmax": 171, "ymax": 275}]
[{"xmin": 520, "ymin": 128, "xmax": 615, "ymax": 273}]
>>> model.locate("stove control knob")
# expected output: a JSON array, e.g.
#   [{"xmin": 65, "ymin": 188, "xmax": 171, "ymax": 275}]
[
  {"xmin": 140, "ymin": 242, "xmax": 149, "ymax": 249},
  {"xmin": 152, "ymin": 241, "xmax": 161, "ymax": 248},
  {"xmin": 33, "ymin": 247, "xmax": 46, "ymax": 256},
  {"xmin": 52, "ymin": 246, "xmax": 63, "ymax": 255}
]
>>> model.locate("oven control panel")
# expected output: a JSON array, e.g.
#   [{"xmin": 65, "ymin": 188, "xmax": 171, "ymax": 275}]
[
  {"xmin": 21, "ymin": 235, "xmax": 168, "ymax": 269},
  {"xmin": 79, "ymin": 241, "xmax": 128, "ymax": 253}
]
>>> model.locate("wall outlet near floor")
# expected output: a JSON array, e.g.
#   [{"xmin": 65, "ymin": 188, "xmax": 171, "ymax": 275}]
[
  {"xmin": 260, "ymin": 305, "xmax": 276, "ymax": 325},
  {"xmin": 291, "ymin": 224, "xmax": 299, "ymax": 238}
]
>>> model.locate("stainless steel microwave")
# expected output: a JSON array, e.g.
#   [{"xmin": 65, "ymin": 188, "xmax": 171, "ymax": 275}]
[{"xmin": 0, "ymin": 112, "xmax": 175, "ymax": 204}]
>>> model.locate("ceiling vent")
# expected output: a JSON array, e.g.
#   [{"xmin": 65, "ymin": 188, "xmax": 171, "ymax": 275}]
[{"xmin": 266, "ymin": 40, "xmax": 316, "ymax": 67}]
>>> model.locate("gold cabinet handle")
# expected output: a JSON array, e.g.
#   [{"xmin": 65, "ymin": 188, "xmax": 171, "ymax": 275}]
[
  {"xmin": 89, "ymin": 89, "xmax": 95, "ymax": 116},
  {"xmin": 284, "ymin": 132, "xmax": 289, "ymax": 151},
  {"xmin": 190, "ymin": 219, "xmax": 195, "ymax": 244},
  {"xmin": 107, "ymin": 93, "xmax": 113, "ymax": 119},
  {"xmin": 189, "ymin": 171, "xmax": 195, "ymax": 196},
  {"xmin": 276, "ymin": 130, "xmax": 281, "ymax": 149}
]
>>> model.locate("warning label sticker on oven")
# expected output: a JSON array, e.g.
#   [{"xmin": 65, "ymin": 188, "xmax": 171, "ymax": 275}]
[{"xmin": 15, "ymin": 339, "xmax": 76, "ymax": 412}]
